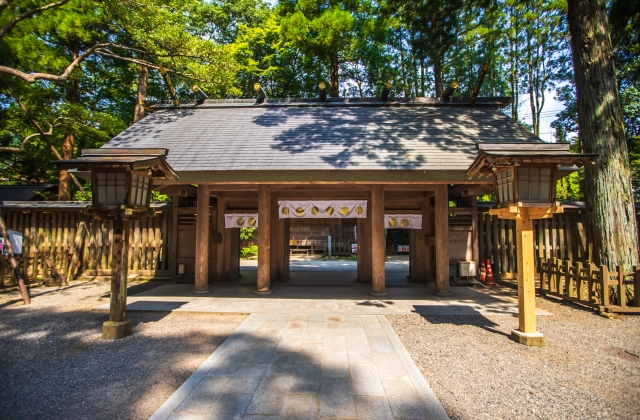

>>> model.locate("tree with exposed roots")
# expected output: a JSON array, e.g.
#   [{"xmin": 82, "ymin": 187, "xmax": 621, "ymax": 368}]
[{"xmin": 567, "ymin": 0, "xmax": 639, "ymax": 269}]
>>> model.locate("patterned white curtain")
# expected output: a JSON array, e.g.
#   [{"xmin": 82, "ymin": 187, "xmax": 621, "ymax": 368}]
[
  {"xmin": 225, "ymin": 213, "xmax": 259, "ymax": 228},
  {"xmin": 278, "ymin": 200, "xmax": 367, "ymax": 219},
  {"xmin": 384, "ymin": 214, "xmax": 422, "ymax": 229}
]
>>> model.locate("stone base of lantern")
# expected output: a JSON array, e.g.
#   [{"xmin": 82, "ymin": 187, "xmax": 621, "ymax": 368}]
[
  {"xmin": 102, "ymin": 319, "xmax": 132, "ymax": 340},
  {"xmin": 511, "ymin": 329, "xmax": 545, "ymax": 347}
]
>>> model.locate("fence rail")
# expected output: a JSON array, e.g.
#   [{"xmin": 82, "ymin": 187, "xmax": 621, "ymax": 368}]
[
  {"xmin": 539, "ymin": 258, "xmax": 640, "ymax": 313},
  {"xmin": 0, "ymin": 208, "xmax": 172, "ymax": 288},
  {"xmin": 478, "ymin": 210, "xmax": 589, "ymax": 279}
]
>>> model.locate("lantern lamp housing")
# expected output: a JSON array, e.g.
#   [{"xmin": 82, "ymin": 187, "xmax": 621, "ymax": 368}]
[
  {"xmin": 54, "ymin": 148, "xmax": 180, "ymax": 219},
  {"xmin": 465, "ymin": 143, "xmax": 597, "ymax": 207},
  {"xmin": 92, "ymin": 170, "xmax": 153, "ymax": 209}
]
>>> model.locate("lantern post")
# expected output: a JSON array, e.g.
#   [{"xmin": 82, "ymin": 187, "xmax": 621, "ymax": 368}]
[
  {"xmin": 56, "ymin": 149, "xmax": 179, "ymax": 339},
  {"xmin": 466, "ymin": 143, "xmax": 596, "ymax": 346}
]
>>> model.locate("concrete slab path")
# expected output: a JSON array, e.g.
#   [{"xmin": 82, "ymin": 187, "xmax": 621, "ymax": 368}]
[{"xmin": 150, "ymin": 313, "xmax": 449, "ymax": 420}]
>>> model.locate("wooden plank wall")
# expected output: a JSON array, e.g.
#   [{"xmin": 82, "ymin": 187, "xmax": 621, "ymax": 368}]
[
  {"xmin": 478, "ymin": 210, "xmax": 588, "ymax": 279},
  {"xmin": 0, "ymin": 209, "xmax": 173, "ymax": 288}
]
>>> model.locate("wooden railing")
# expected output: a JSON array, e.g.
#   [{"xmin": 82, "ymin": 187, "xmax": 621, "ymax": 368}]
[
  {"xmin": 0, "ymin": 204, "xmax": 173, "ymax": 288},
  {"xmin": 539, "ymin": 258, "xmax": 640, "ymax": 313}
]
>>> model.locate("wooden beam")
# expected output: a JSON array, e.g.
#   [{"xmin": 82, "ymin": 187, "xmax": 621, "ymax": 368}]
[
  {"xmin": 371, "ymin": 185, "xmax": 386, "ymax": 295},
  {"xmin": 272, "ymin": 184, "xmax": 373, "ymax": 191},
  {"xmin": 156, "ymin": 171, "xmax": 494, "ymax": 185},
  {"xmin": 194, "ymin": 184, "xmax": 210, "ymax": 292},
  {"xmin": 211, "ymin": 191, "xmax": 258, "ymax": 199},
  {"xmin": 434, "ymin": 185, "xmax": 450, "ymax": 294},
  {"xmin": 273, "ymin": 191, "xmax": 370, "ymax": 200},
  {"xmin": 208, "ymin": 184, "xmax": 260, "ymax": 191},
  {"xmin": 155, "ymin": 184, "xmax": 197, "ymax": 196},
  {"xmin": 384, "ymin": 185, "xmax": 437, "ymax": 191},
  {"xmin": 257, "ymin": 185, "xmax": 271, "ymax": 293}
]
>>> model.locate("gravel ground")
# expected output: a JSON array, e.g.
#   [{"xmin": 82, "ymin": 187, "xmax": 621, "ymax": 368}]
[
  {"xmin": 387, "ymin": 288, "xmax": 640, "ymax": 420},
  {"xmin": 0, "ymin": 280, "xmax": 246, "ymax": 419}
]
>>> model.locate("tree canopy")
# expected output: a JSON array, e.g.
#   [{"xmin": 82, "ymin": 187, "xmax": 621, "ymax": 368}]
[{"xmin": 0, "ymin": 0, "xmax": 638, "ymax": 202}]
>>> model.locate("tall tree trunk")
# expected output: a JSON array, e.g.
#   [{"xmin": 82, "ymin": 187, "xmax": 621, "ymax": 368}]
[
  {"xmin": 420, "ymin": 59, "xmax": 425, "ymax": 96},
  {"xmin": 58, "ymin": 41, "xmax": 79, "ymax": 201},
  {"xmin": 510, "ymin": 5, "xmax": 520, "ymax": 121},
  {"xmin": 567, "ymin": 0, "xmax": 639, "ymax": 270},
  {"xmin": 433, "ymin": 56, "xmax": 443, "ymax": 97},
  {"xmin": 133, "ymin": 53, "xmax": 149, "ymax": 123},
  {"xmin": 329, "ymin": 53, "xmax": 339, "ymax": 97}
]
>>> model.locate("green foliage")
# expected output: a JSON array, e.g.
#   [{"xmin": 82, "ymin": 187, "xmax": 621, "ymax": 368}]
[
  {"xmin": 151, "ymin": 190, "xmax": 171, "ymax": 202},
  {"xmin": 240, "ymin": 227, "xmax": 256, "ymax": 241},
  {"xmin": 240, "ymin": 244, "xmax": 258, "ymax": 258}
]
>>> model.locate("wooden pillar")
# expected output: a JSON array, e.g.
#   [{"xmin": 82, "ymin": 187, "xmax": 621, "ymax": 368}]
[
  {"xmin": 194, "ymin": 184, "xmax": 210, "ymax": 292},
  {"xmin": 434, "ymin": 185, "xmax": 450, "ymax": 294},
  {"xmin": 170, "ymin": 197, "xmax": 179, "ymax": 281},
  {"xmin": 413, "ymin": 195, "xmax": 429, "ymax": 283},
  {"xmin": 471, "ymin": 196, "xmax": 479, "ymax": 268},
  {"xmin": 424, "ymin": 196, "xmax": 433, "ymax": 281},
  {"xmin": 409, "ymin": 230, "xmax": 415, "ymax": 281},
  {"xmin": 216, "ymin": 197, "xmax": 227, "ymax": 281},
  {"xmin": 257, "ymin": 185, "xmax": 272, "ymax": 294},
  {"xmin": 357, "ymin": 191, "xmax": 372, "ymax": 283},
  {"xmin": 512, "ymin": 210, "xmax": 544, "ymax": 346},
  {"xmin": 230, "ymin": 228, "xmax": 240, "ymax": 281},
  {"xmin": 209, "ymin": 202, "xmax": 218, "ymax": 281},
  {"xmin": 371, "ymin": 185, "xmax": 386, "ymax": 295},
  {"xmin": 284, "ymin": 218, "xmax": 290, "ymax": 282},
  {"xmin": 102, "ymin": 218, "xmax": 132, "ymax": 339},
  {"xmin": 271, "ymin": 195, "xmax": 285, "ymax": 282}
]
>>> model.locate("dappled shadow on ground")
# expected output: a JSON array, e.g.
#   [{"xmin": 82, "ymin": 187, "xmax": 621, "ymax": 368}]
[
  {"xmin": 416, "ymin": 312, "xmax": 512, "ymax": 339},
  {"xmin": 0, "ymin": 281, "xmax": 244, "ymax": 419},
  {"xmin": 155, "ymin": 313, "xmax": 440, "ymax": 419}
]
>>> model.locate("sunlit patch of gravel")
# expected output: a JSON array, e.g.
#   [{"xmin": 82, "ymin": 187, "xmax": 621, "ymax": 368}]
[
  {"xmin": 387, "ymin": 291, "xmax": 640, "ymax": 420},
  {"xmin": 0, "ymin": 280, "xmax": 246, "ymax": 419}
]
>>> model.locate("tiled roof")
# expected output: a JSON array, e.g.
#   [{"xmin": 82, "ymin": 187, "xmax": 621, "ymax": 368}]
[{"xmin": 103, "ymin": 102, "xmax": 543, "ymax": 174}]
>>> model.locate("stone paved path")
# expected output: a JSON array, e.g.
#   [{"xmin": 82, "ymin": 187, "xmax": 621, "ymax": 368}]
[
  {"xmin": 95, "ymin": 281, "xmax": 553, "ymax": 316},
  {"xmin": 150, "ymin": 313, "xmax": 449, "ymax": 420}
]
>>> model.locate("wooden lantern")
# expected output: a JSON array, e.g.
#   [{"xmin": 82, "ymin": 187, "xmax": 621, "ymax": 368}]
[
  {"xmin": 467, "ymin": 143, "xmax": 596, "ymax": 347},
  {"xmin": 56, "ymin": 148, "xmax": 179, "ymax": 339}
]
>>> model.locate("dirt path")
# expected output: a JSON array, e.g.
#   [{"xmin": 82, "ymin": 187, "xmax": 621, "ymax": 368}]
[{"xmin": 0, "ymin": 281, "xmax": 246, "ymax": 419}]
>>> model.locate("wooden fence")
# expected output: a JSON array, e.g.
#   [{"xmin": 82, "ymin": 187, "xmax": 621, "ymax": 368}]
[
  {"xmin": 478, "ymin": 210, "xmax": 588, "ymax": 279},
  {"xmin": 0, "ymin": 204, "xmax": 173, "ymax": 288},
  {"xmin": 539, "ymin": 258, "xmax": 640, "ymax": 313}
]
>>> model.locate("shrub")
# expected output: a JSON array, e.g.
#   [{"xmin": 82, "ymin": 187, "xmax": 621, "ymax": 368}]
[{"xmin": 241, "ymin": 245, "xmax": 258, "ymax": 258}]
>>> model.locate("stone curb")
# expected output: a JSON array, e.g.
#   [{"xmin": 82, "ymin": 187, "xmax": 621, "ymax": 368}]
[{"xmin": 378, "ymin": 314, "xmax": 450, "ymax": 420}]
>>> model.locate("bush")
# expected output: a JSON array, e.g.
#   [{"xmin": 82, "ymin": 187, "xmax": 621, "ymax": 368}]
[{"xmin": 241, "ymin": 245, "xmax": 258, "ymax": 258}]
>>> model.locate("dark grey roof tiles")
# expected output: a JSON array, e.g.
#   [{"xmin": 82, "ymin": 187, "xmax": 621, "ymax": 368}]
[{"xmin": 103, "ymin": 105, "xmax": 543, "ymax": 172}]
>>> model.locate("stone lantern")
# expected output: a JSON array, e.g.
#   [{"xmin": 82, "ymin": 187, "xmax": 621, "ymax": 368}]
[
  {"xmin": 466, "ymin": 143, "xmax": 596, "ymax": 346},
  {"xmin": 56, "ymin": 148, "xmax": 179, "ymax": 339}
]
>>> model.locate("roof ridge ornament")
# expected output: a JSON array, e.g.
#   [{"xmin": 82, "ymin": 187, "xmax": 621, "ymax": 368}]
[{"xmin": 254, "ymin": 83, "xmax": 267, "ymax": 104}]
